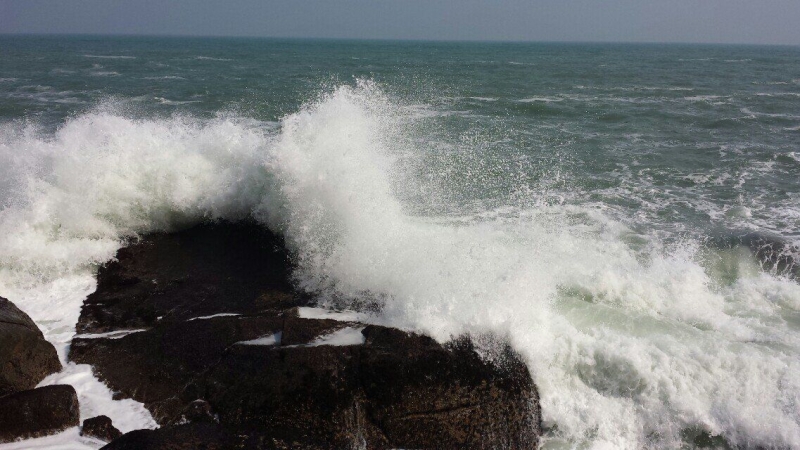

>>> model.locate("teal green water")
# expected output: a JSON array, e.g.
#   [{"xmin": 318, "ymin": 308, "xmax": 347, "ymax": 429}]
[{"xmin": 1, "ymin": 36, "xmax": 800, "ymax": 449}]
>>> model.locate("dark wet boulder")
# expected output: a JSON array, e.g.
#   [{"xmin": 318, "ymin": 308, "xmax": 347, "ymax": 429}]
[
  {"xmin": 75, "ymin": 221, "xmax": 300, "ymax": 335},
  {"xmin": 82, "ymin": 415, "xmax": 123, "ymax": 442},
  {"xmin": 168, "ymin": 399, "xmax": 218, "ymax": 426},
  {"xmin": 356, "ymin": 328, "xmax": 537, "ymax": 448},
  {"xmin": 70, "ymin": 314, "xmax": 300, "ymax": 422},
  {"xmin": 0, "ymin": 296, "xmax": 62, "ymax": 397},
  {"xmin": 101, "ymin": 423, "xmax": 232, "ymax": 450},
  {"xmin": 740, "ymin": 232, "xmax": 799, "ymax": 279},
  {"xmin": 195, "ymin": 326, "xmax": 538, "ymax": 449},
  {"xmin": 0, "ymin": 384, "xmax": 80, "ymax": 443},
  {"xmin": 708, "ymin": 232, "xmax": 799, "ymax": 280},
  {"xmin": 74, "ymin": 318, "xmax": 540, "ymax": 449},
  {"xmin": 71, "ymin": 221, "xmax": 541, "ymax": 448}
]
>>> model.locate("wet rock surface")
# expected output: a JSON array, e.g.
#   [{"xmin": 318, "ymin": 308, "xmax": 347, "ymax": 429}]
[
  {"xmin": 712, "ymin": 232, "xmax": 800, "ymax": 279},
  {"xmin": 82, "ymin": 415, "xmax": 123, "ymax": 442},
  {"xmin": 0, "ymin": 296, "xmax": 62, "ymax": 397},
  {"xmin": 71, "ymin": 221, "xmax": 541, "ymax": 449},
  {"xmin": 0, "ymin": 384, "xmax": 80, "ymax": 443},
  {"xmin": 100, "ymin": 423, "xmax": 232, "ymax": 450},
  {"xmin": 741, "ymin": 232, "xmax": 799, "ymax": 279}
]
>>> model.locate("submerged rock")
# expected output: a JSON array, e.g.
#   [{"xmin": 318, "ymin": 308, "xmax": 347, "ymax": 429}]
[
  {"xmin": 0, "ymin": 384, "xmax": 80, "ymax": 443},
  {"xmin": 81, "ymin": 415, "xmax": 123, "ymax": 442},
  {"xmin": 71, "ymin": 221, "xmax": 541, "ymax": 448},
  {"xmin": 0, "ymin": 296, "xmax": 62, "ymax": 397},
  {"xmin": 740, "ymin": 232, "xmax": 799, "ymax": 279}
]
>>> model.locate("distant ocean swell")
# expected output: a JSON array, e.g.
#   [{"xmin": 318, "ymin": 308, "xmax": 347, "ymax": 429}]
[{"xmin": 1, "ymin": 81, "xmax": 799, "ymax": 449}]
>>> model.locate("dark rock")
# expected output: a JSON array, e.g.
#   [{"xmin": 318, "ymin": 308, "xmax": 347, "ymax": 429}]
[
  {"xmin": 0, "ymin": 297, "xmax": 62, "ymax": 397},
  {"xmin": 710, "ymin": 232, "xmax": 800, "ymax": 279},
  {"xmin": 82, "ymin": 415, "xmax": 122, "ymax": 442},
  {"xmin": 358, "ymin": 329, "xmax": 537, "ymax": 448},
  {"xmin": 71, "ymin": 221, "xmax": 541, "ymax": 448},
  {"xmin": 71, "ymin": 315, "xmax": 287, "ymax": 422},
  {"xmin": 194, "ymin": 326, "xmax": 538, "ymax": 448},
  {"xmin": 741, "ymin": 232, "xmax": 799, "ymax": 279},
  {"xmin": 0, "ymin": 385, "xmax": 80, "ymax": 443},
  {"xmin": 76, "ymin": 221, "xmax": 300, "ymax": 335},
  {"xmin": 101, "ymin": 423, "xmax": 233, "ymax": 450},
  {"xmin": 168, "ymin": 399, "xmax": 218, "ymax": 426}
]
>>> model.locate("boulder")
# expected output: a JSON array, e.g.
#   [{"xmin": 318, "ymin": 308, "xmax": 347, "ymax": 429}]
[
  {"xmin": 0, "ymin": 384, "xmax": 80, "ymax": 443},
  {"xmin": 741, "ymin": 232, "xmax": 799, "ymax": 279},
  {"xmin": 72, "ymin": 221, "xmax": 541, "ymax": 448},
  {"xmin": 101, "ymin": 423, "xmax": 232, "ymax": 450},
  {"xmin": 168, "ymin": 399, "xmax": 218, "ymax": 426},
  {"xmin": 0, "ymin": 297, "xmax": 62, "ymax": 397},
  {"xmin": 75, "ymin": 221, "xmax": 299, "ymax": 335},
  {"xmin": 81, "ymin": 415, "xmax": 123, "ymax": 442}
]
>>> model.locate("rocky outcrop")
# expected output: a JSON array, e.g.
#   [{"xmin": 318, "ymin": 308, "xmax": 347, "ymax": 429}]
[
  {"xmin": 0, "ymin": 297, "xmax": 62, "ymax": 397},
  {"xmin": 0, "ymin": 385, "xmax": 80, "ymax": 443},
  {"xmin": 711, "ymin": 232, "xmax": 800, "ymax": 280},
  {"xmin": 74, "ymin": 221, "xmax": 298, "ymax": 335},
  {"xmin": 741, "ymin": 232, "xmax": 799, "ymax": 279},
  {"xmin": 101, "ymin": 423, "xmax": 231, "ymax": 450},
  {"xmin": 81, "ymin": 415, "xmax": 123, "ymax": 442},
  {"xmin": 71, "ymin": 221, "xmax": 541, "ymax": 448}
]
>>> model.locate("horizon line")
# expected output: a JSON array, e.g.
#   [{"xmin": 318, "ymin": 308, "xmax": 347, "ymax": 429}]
[{"xmin": 2, "ymin": 32, "xmax": 798, "ymax": 48}]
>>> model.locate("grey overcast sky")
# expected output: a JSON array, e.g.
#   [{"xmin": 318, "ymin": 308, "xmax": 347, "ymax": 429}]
[{"xmin": 1, "ymin": 0, "xmax": 799, "ymax": 45}]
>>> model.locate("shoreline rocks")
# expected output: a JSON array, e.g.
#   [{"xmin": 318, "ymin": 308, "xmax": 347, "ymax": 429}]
[
  {"xmin": 0, "ymin": 384, "xmax": 80, "ymax": 443},
  {"xmin": 71, "ymin": 221, "xmax": 542, "ymax": 448},
  {"xmin": 740, "ymin": 232, "xmax": 799, "ymax": 279},
  {"xmin": 0, "ymin": 296, "xmax": 62, "ymax": 397},
  {"xmin": 710, "ymin": 232, "xmax": 799, "ymax": 279},
  {"xmin": 82, "ymin": 415, "xmax": 123, "ymax": 442},
  {"xmin": 0, "ymin": 297, "xmax": 71, "ymax": 443}
]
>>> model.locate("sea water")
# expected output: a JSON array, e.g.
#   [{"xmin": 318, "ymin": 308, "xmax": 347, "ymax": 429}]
[{"xmin": 1, "ymin": 36, "xmax": 799, "ymax": 449}]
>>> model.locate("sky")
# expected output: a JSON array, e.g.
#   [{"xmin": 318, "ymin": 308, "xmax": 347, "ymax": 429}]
[{"xmin": 1, "ymin": 0, "xmax": 799, "ymax": 45}]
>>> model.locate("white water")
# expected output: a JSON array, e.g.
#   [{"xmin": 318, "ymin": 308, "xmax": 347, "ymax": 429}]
[{"xmin": 1, "ymin": 82, "xmax": 799, "ymax": 449}]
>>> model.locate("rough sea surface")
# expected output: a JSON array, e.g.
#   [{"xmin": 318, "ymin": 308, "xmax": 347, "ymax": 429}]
[{"xmin": 1, "ymin": 36, "xmax": 799, "ymax": 449}]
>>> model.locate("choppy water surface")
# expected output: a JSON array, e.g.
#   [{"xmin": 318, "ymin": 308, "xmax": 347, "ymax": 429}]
[{"xmin": 1, "ymin": 36, "xmax": 799, "ymax": 449}]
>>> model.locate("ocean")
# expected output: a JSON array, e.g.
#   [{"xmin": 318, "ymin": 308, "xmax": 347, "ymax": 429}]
[{"xmin": 1, "ymin": 35, "xmax": 799, "ymax": 449}]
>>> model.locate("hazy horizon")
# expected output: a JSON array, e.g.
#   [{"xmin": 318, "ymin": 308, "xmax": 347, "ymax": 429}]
[
  {"xmin": 2, "ymin": 0, "xmax": 799, "ymax": 46},
  {"xmin": 3, "ymin": 33, "xmax": 800, "ymax": 48}
]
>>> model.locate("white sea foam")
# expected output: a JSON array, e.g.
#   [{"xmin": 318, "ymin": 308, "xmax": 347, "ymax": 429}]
[
  {"xmin": 297, "ymin": 306, "xmax": 369, "ymax": 322},
  {"xmin": 73, "ymin": 329, "xmax": 148, "ymax": 339},
  {"xmin": 82, "ymin": 55, "xmax": 136, "ymax": 60},
  {"xmin": 307, "ymin": 327, "xmax": 366, "ymax": 346},
  {"xmin": 518, "ymin": 96, "xmax": 562, "ymax": 103},
  {"xmin": 236, "ymin": 332, "xmax": 281, "ymax": 346},
  {"xmin": 89, "ymin": 71, "xmax": 121, "ymax": 77},
  {"xmin": 187, "ymin": 313, "xmax": 241, "ymax": 321},
  {"xmin": 143, "ymin": 76, "xmax": 186, "ymax": 80},
  {"xmin": 684, "ymin": 95, "xmax": 728, "ymax": 103},
  {"xmin": 154, "ymin": 97, "xmax": 202, "ymax": 105},
  {"xmin": 0, "ymin": 428, "xmax": 103, "ymax": 450},
  {"xmin": 282, "ymin": 327, "xmax": 366, "ymax": 348},
  {"xmin": 194, "ymin": 56, "xmax": 232, "ymax": 61},
  {"xmin": 0, "ymin": 82, "xmax": 798, "ymax": 449}
]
